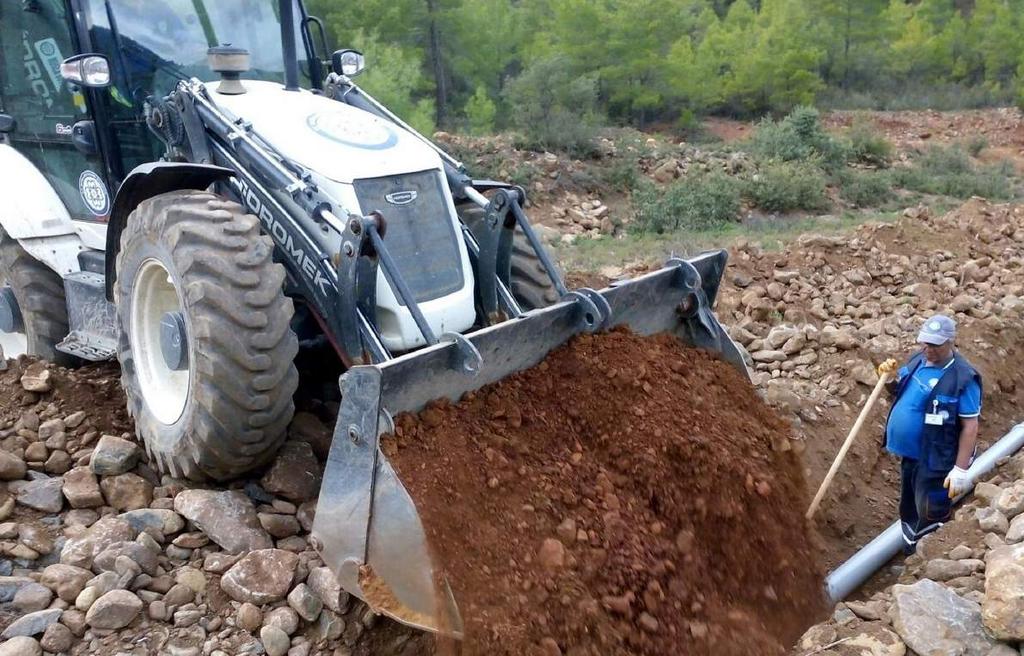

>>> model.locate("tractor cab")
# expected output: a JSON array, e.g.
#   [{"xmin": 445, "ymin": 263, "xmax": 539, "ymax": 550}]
[{"xmin": 0, "ymin": 0, "xmax": 323, "ymax": 235}]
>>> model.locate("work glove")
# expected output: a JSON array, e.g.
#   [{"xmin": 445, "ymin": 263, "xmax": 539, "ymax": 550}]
[
  {"xmin": 876, "ymin": 358, "xmax": 898, "ymax": 377},
  {"xmin": 943, "ymin": 466, "xmax": 972, "ymax": 499}
]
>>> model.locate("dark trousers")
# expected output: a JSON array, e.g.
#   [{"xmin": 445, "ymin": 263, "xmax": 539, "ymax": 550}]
[{"xmin": 899, "ymin": 457, "xmax": 952, "ymax": 551}]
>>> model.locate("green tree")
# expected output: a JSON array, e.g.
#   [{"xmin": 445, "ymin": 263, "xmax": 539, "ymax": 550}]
[{"xmin": 463, "ymin": 85, "xmax": 497, "ymax": 135}]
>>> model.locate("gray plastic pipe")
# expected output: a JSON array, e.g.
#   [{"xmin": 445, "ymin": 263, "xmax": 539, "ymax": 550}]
[{"xmin": 825, "ymin": 422, "xmax": 1024, "ymax": 603}]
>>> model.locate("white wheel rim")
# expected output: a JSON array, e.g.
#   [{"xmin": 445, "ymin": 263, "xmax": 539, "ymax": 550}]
[
  {"xmin": 130, "ymin": 258, "xmax": 190, "ymax": 425},
  {"xmin": 0, "ymin": 330, "xmax": 28, "ymax": 360}
]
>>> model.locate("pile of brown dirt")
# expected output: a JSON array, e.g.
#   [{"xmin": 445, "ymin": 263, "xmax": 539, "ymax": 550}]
[{"xmin": 387, "ymin": 329, "xmax": 826, "ymax": 656}]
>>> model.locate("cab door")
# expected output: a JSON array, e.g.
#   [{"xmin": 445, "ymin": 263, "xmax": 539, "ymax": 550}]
[{"xmin": 0, "ymin": 0, "xmax": 113, "ymax": 223}]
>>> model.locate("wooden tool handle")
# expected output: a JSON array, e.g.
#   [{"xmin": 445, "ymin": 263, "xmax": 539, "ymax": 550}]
[{"xmin": 806, "ymin": 370, "xmax": 892, "ymax": 520}]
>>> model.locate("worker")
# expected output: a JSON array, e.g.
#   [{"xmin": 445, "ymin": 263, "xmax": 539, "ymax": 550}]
[{"xmin": 882, "ymin": 314, "xmax": 982, "ymax": 554}]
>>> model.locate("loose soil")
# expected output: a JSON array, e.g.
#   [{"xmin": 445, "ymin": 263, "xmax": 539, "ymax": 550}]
[{"xmin": 387, "ymin": 329, "xmax": 827, "ymax": 656}]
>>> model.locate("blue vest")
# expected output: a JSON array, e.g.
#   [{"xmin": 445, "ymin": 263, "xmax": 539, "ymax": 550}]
[{"xmin": 888, "ymin": 351, "xmax": 982, "ymax": 474}]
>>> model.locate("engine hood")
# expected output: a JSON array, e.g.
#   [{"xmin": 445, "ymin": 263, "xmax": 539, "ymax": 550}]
[{"xmin": 204, "ymin": 81, "xmax": 442, "ymax": 184}]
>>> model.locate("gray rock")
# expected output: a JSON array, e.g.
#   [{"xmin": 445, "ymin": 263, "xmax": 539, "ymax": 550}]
[
  {"xmin": 220, "ymin": 549, "xmax": 298, "ymax": 604},
  {"xmin": 890, "ymin": 579, "xmax": 997, "ymax": 656},
  {"xmin": 173, "ymin": 489, "xmax": 272, "ymax": 553},
  {"xmin": 0, "ymin": 608, "xmax": 62, "ymax": 638},
  {"xmin": 60, "ymin": 517, "xmax": 138, "ymax": 570},
  {"xmin": 976, "ymin": 507, "xmax": 1009, "ymax": 534},
  {"xmin": 925, "ymin": 558, "xmax": 973, "ymax": 582},
  {"xmin": 16, "ymin": 477, "xmax": 63, "ymax": 513},
  {"xmin": 0, "ymin": 636, "xmax": 42, "ymax": 656},
  {"xmin": 13, "ymin": 582, "xmax": 53, "ymax": 613},
  {"xmin": 89, "ymin": 435, "xmax": 140, "ymax": 476},
  {"xmin": 61, "ymin": 466, "xmax": 104, "ymax": 508},
  {"xmin": 85, "ymin": 589, "xmax": 143, "ymax": 629},
  {"xmin": 93, "ymin": 540, "xmax": 159, "ymax": 576},
  {"xmin": 261, "ymin": 442, "xmax": 322, "ymax": 503},
  {"xmin": 260, "ymin": 625, "xmax": 291, "ymax": 656},
  {"xmin": 288, "ymin": 582, "xmax": 323, "ymax": 622},
  {"xmin": 0, "ymin": 450, "xmax": 27, "ymax": 481},
  {"xmin": 99, "ymin": 472, "xmax": 153, "ymax": 511},
  {"xmin": 0, "ymin": 575, "xmax": 34, "ymax": 602},
  {"xmin": 1006, "ymin": 514, "xmax": 1024, "ymax": 544},
  {"xmin": 39, "ymin": 564, "xmax": 93, "ymax": 602},
  {"xmin": 973, "ymin": 482, "xmax": 1002, "ymax": 504},
  {"xmin": 949, "ymin": 545, "xmax": 975, "ymax": 560},
  {"xmin": 259, "ymin": 513, "xmax": 300, "ymax": 538},
  {"xmin": 264, "ymin": 606, "xmax": 299, "ymax": 635},
  {"xmin": 307, "ymin": 566, "xmax": 348, "ymax": 613},
  {"xmin": 982, "ymin": 543, "xmax": 1024, "ymax": 639},
  {"xmin": 118, "ymin": 508, "xmax": 185, "ymax": 535},
  {"xmin": 312, "ymin": 608, "xmax": 345, "ymax": 642}
]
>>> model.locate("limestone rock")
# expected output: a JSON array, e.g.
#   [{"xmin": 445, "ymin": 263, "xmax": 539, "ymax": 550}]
[
  {"xmin": 976, "ymin": 507, "xmax": 1009, "ymax": 534},
  {"xmin": 173, "ymin": 489, "xmax": 272, "ymax": 553},
  {"xmin": 0, "ymin": 636, "xmax": 42, "ymax": 656},
  {"xmin": 890, "ymin": 579, "xmax": 996, "ymax": 656},
  {"xmin": 288, "ymin": 582, "xmax": 323, "ymax": 622},
  {"xmin": 925, "ymin": 559, "xmax": 973, "ymax": 582},
  {"xmin": 62, "ymin": 467, "xmax": 104, "ymax": 508},
  {"xmin": 237, "ymin": 602, "xmax": 262, "ymax": 632},
  {"xmin": 85, "ymin": 589, "xmax": 143, "ymax": 629},
  {"xmin": 13, "ymin": 582, "xmax": 53, "ymax": 613},
  {"xmin": 260, "ymin": 625, "xmax": 291, "ymax": 656},
  {"xmin": 307, "ymin": 566, "xmax": 348, "ymax": 613},
  {"xmin": 261, "ymin": 442, "xmax": 322, "ymax": 503},
  {"xmin": 99, "ymin": 472, "xmax": 153, "ymax": 511},
  {"xmin": 994, "ymin": 481, "xmax": 1024, "ymax": 519},
  {"xmin": 21, "ymin": 365, "xmax": 52, "ymax": 392},
  {"xmin": 220, "ymin": 549, "xmax": 299, "ymax": 604},
  {"xmin": 60, "ymin": 517, "xmax": 138, "ymax": 570},
  {"xmin": 0, "ymin": 450, "xmax": 27, "ymax": 481},
  {"xmin": 89, "ymin": 435, "xmax": 140, "ymax": 476},
  {"xmin": 39, "ymin": 623, "xmax": 73, "ymax": 653},
  {"xmin": 39, "ymin": 564, "xmax": 93, "ymax": 602},
  {"xmin": 982, "ymin": 543, "xmax": 1024, "ymax": 639}
]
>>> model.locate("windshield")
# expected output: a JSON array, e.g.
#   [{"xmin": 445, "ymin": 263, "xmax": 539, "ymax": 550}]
[{"xmin": 85, "ymin": 0, "xmax": 310, "ymax": 102}]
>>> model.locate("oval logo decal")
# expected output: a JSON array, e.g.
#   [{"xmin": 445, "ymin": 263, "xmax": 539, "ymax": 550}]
[
  {"xmin": 306, "ymin": 112, "xmax": 398, "ymax": 150},
  {"xmin": 385, "ymin": 190, "xmax": 417, "ymax": 205}
]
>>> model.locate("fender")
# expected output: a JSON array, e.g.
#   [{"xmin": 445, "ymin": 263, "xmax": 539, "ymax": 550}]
[
  {"xmin": 0, "ymin": 145, "xmax": 77, "ymax": 240},
  {"xmin": 105, "ymin": 162, "xmax": 234, "ymax": 299}
]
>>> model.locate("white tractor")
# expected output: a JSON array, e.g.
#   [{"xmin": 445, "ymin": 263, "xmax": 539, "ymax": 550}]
[{"xmin": 0, "ymin": 0, "xmax": 745, "ymax": 636}]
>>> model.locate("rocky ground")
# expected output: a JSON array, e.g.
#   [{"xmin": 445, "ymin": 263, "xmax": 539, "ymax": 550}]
[
  {"xmin": 792, "ymin": 455, "xmax": 1024, "ymax": 656},
  {"xmin": 0, "ymin": 359, "xmax": 420, "ymax": 656}
]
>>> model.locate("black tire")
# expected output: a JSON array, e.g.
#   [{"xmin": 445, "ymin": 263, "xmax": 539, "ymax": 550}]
[
  {"xmin": 115, "ymin": 190, "xmax": 299, "ymax": 480},
  {"xmin": 458, "ymin": 207, "xmax": 560, "ymax": 310},
  {"xmin": 0, "ymin": 227, "xmax": 75, "ymax": 365}
]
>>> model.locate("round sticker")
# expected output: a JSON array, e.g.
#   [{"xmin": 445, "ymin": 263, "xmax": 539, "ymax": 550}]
[
  {"xmin": 929, "ymin": 321, "xmax": 941, "ymax": 330},
  {"xmin": 79, "ymin": 170, "xmax": 110, "ymax": 217},
  {"xmin": 306, "ymin": 112, "xmax": 398, "ymax": 150}
]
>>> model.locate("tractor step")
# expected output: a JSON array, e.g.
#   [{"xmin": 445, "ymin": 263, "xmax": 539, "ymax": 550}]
[{"xmin": 56, "ymin": 271, "xmax": 117, "ymax": 361}]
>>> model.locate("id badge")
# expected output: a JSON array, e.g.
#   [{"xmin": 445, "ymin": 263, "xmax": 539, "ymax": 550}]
[{"xmin": 924, "ymin": 413, "xmax": 944, "ymax": 426}]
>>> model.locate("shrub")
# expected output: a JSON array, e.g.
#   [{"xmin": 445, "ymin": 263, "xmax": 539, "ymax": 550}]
[
  {"xmin": 836, "ymin": 170, "xmax": 896, "ymax": 208},
  {"xmin": 743, "ymin": 160, "xmax": 831, "ymax": 213},
  {"xmin": 600, "ymin": 159, "xmax": 640, "ymax": 193},
  {"xmin": 464, "ymin": 86, "xmax": 497, "ymax": 136},
  {"xmin": 503, "ymin": 56, "xmax": 604, "ymax": 157},
  {"xmin": 749, "ymin": 106, "xmax": 849, "ymax": 171},
  {"xmin": 631, "ymin": 173, "xmax": 741, "ymax": 234},
  {"xmin": 846, "ymin": 118, "xmax": 893, "ymax": 167},
  {"xmin": 966, "ymin": 135, "xmax": 989, "ymax": 157},
  {"xmin": 892, "ymin": 145, "xmax": 1014, "ymax": 200}
]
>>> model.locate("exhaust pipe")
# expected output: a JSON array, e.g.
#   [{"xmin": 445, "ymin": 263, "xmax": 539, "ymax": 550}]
[{"xmin": 825, "ymin": 422, "xmax": 1024, "ymax": 603}]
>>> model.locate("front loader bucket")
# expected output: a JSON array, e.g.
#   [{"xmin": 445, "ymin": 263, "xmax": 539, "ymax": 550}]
[{"xmin": 311, "ymin": 249, "xmax": 747, "ymax": 635}]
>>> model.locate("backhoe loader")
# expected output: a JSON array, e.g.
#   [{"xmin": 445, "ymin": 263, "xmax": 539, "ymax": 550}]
[{"xmin": 0, "ymin": 0, "xmax": 746, "ymax": 636}]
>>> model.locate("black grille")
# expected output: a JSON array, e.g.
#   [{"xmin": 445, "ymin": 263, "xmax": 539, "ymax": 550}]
[{"xmin": 353, "ymin": 170, "xmax": 464, "ymax": 305}]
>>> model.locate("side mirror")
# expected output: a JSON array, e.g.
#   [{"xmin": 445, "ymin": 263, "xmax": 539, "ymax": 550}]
[
  {"xmin": 60, "ymin": 54, "xmax": 111, "ymax": 88},
  {"xmin": 0, "ymin": 114, "xmax": 15, "ymax": 134},
  {"xmin": 331, "ymin": 49, "xmax": 365, "ymax": 77}
]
